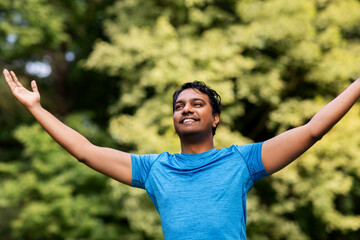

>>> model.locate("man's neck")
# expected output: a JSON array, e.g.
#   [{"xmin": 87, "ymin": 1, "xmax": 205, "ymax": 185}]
[{"xmin": 179, "ymin": 133, "xmax": 215, "ymax": 154}]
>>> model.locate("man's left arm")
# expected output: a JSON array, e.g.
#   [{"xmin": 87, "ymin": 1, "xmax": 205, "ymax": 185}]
[{"xmin": 262, "ymin": 78, "xmax": 360, "ymax": 174}]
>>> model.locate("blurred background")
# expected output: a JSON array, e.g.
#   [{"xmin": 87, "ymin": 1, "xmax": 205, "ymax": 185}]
[{"xmin": 1, "ymin": 0, "xmax": 360, "ymax": 239}]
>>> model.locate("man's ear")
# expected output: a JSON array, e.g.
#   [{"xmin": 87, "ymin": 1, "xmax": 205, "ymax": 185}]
[{"xmin": 212, "ymin": 114, "xmax": 220, "ymax": 128}]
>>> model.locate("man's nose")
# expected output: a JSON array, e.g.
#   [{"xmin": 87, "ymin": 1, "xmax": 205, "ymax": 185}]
[{"xmin": 183, "ymin": 104, "xmax": 193, "ymax": 114}]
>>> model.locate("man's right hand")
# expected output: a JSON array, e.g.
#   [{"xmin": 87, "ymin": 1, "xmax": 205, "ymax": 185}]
[{"xmin": 3, "ymin": 69, "xmax": 41, "ymax": 110}]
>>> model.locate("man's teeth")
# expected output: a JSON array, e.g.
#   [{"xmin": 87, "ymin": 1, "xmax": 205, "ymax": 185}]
[{"xmin": 183, "ymin": 119, "xmax": 196, "ymax": 123}]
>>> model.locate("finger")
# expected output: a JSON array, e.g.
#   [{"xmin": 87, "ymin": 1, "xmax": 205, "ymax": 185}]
[
  {"xmin": 10, "ymin": 71, "xmax": 24, "ymax": 88},
  {"xmin": 31, "ymin": 80, "xmax": 39, "ymax": 93},
  {"xmin": 3, "ymin": 69, "xmax": 17, "ymax": 90}
]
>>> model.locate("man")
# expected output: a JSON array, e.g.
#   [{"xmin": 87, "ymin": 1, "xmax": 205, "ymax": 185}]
[{"xmin": 3, "ymin": 69, "xmax": 360, "ymax": 239}]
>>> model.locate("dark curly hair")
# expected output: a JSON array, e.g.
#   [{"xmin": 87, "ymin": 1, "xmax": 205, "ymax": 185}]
[{"xmin": 172, "ymin": 81, "xmax": 222, "ymax": 135}]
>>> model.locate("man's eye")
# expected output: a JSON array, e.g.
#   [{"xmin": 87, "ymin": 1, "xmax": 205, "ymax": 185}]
[
  {"xmin": 175, "ymin": 105, "xmax": 183, "ymax": 110},
  {"xmin": 194, "ymin": 102, "xmax": 203, "ymax": 107}
]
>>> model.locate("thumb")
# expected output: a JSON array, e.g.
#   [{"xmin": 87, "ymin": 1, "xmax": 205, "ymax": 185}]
[{"xmin": 31, "ymin": 80, "xmax": 39, "ymax": 93}]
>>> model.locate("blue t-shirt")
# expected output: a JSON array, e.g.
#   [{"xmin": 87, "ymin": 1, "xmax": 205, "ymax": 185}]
[{"xmin": 131, "ymin": 143, "xmax": 269, "ymax": 240}]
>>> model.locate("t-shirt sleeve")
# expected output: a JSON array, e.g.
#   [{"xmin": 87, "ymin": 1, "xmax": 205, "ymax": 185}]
[
  {"xmin": 236, "ymin": 142, "xmax": 269, "ymax": 183},
  {"xmin": 130, "ymin": 153, "xmax": 159, "ymax": 189}
]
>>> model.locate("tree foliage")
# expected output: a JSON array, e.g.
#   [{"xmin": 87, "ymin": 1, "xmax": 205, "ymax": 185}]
[
  {"xmin": 85, "ymin": 0, "xmax": 360, "ymax": 239},
  {"xmin": 0, "ymin": 114, "xmax": 162, "ymax": 239},
  {"xmin": 2, "ymin": 0, "xmax": 360, "ymax": 239}
]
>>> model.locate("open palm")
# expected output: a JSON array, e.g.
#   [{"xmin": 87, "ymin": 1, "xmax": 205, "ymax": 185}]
[{"xmin": 3, "ymin": 69, "xmax": 40, "ymax": 108}]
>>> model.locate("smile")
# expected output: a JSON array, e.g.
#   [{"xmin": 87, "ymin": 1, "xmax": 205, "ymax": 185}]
[{"xmin": 182, "ymin": 118, "xmax": 198, "ymax": 124}]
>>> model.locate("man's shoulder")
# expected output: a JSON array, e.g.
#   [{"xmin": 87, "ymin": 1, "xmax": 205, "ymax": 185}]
[
  {"xmin": 131, "ymin": 152, "xmax": 171, "ymax": 168},
  {"xmin": 229, "ymin": 142, "xmax": 263, "ymax": 153}
]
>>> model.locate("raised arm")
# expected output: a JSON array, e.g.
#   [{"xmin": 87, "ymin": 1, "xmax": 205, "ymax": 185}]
[
  {"xmin": 3, "ymin": 69, "xmax": 132, "ymax": 185},
  {"xmin": 262, "ymin": 78, "xmax": 360, "ymax": 174}
]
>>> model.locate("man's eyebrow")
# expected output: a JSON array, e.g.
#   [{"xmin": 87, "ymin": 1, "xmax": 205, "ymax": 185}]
[
  {"xmin": 191, "ymin": 98, "xmax": 206, "ymax": 103},
  {"xmin": 175, "ymin": 98, "xmax": 206, "ymax": 104},
  {"xmin": 175, "ymin": 100, "xmax": 184, "ymax": 105}
]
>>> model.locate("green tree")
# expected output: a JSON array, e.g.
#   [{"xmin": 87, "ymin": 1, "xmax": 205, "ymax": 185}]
[
  {"xmin": 0, "ymin": 0, "xmax": 118, "ymax": 158},
  {"xmin": 84, "ymin": 0, "xmax": 360, "ymax": 239},
  {"xmin": 0, "ymin": 0, "xmax": 140, "ymax": 239},
  {"xmin": 0, "ymin": 114, "xmax": 163, "ymax": 239},
  {"xmin": 2, "ymin": 0, "xmax": 360, "ymax": 239}
]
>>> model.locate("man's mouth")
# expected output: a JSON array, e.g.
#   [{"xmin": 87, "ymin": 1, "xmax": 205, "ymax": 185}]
[{"xmin": 181, "ymin": 118, "xmax": 198, "ymax": 124}]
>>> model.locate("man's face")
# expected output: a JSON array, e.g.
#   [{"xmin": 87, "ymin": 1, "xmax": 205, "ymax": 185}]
[{"xmin": 173, "ymin": 88, "xmax": 219, "ymax": 137}]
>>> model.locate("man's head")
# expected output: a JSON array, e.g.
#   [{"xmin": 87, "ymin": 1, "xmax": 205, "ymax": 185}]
[{"xmin": 172, "ymin": 81, "xmax": 222, "ymax": 136}]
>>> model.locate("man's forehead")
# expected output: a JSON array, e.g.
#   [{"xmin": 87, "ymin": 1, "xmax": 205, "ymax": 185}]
[{"xmin": 176, "ymin": 88, "xmax": 209, "ymax": 102}]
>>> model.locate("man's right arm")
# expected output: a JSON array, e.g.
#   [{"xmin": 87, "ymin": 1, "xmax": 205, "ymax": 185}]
[
  {"xmin": 29, "ymin": 105, "xmax": 132, "ymax": 185},
  {"xmin": 3, "ymin": 69, "xmax": 132, "ymax": 185}
]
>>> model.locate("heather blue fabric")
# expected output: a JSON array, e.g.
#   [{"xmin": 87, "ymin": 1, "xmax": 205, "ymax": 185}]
[{"xmin": 131, "ymin": 142, "xmax": 269, "ymax": 240}]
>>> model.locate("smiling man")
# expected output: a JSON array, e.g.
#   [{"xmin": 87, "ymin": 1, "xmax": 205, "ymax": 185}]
[
  {"xmin": 131, "ymin": 82, "xmax": 267, "ymax": 239},
  {"xmin": 3, "ymin": 69, "xmax": 360, "ymax": 239},
  {"xmin": 173, "ymin": 82, "xmax": 220, "ymax": 153}
]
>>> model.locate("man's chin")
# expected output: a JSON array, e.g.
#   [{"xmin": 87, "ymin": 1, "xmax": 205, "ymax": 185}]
[
  {"xmin": 175, "ymin": 128, "xmax": 201, "ymax": 137},
  {"xmin": 180, "ymin": 132, "xmax": 200, "ymax": 137},
  {"xmin": 176, "ymin": 128, "xmax": 214, "ymax": 140}
]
